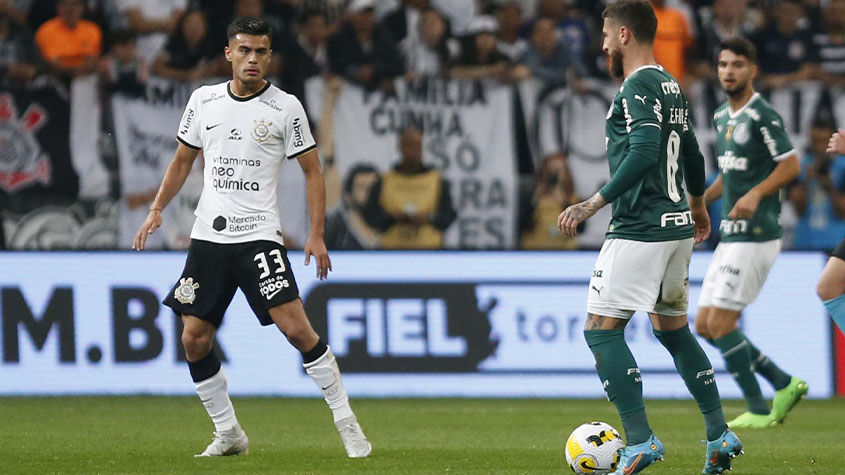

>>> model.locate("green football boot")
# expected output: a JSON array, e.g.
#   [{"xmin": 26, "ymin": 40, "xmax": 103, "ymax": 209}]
[
  {"xmin": 726, "ymin": 411, "xmax": 777, "ymax": 429},
  {"xmin": 772, "ymin": 377, "xmax": 808, "ymax": 423}
]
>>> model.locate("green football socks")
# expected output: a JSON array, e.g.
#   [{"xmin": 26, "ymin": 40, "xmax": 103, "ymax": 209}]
[
  {"xmin": 584, "ymin": 329, "xmax": 652, "ymax": 445},
  {"xmin": 714, "ymin": 329, "xmax": 769, "ymax": 415},
  {"xmin": 654, "ymin": 326, "xmax": 727, "ymax": 441},
  {"xmin": 704, "ymin": 331, "xmax": 791, "ymax": 391}
]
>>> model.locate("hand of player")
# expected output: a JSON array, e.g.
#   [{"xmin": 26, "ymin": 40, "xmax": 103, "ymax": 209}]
[
  {"xmin": 558, "ymin": 194, "xmax": 604, "ymax": 237},
  {"xmin": 827, "ymin": 128, "xmax": 845, "ymax": 155},
  {"xmin": 728, "ymin": 189, "xmax": 761, "ymax": 220},
  {"xmin": 132, "ymin": 210, "xmax": 162, "ymax": 251},
  {"xmin": 304, "ymin": 235, "xmax": 332, "ymax": 280},
  {"xmin": 690, "ymin": 202, "xmax": 711, "ymax": 244}
]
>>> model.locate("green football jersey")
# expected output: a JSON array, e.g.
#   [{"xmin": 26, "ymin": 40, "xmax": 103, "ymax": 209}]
[
  {"xmin": 604, "ymin": 65, "xmax": 703, "ymax": 242},
  {"xmin": 713, "ymin": 93, "xmax": 794, "ymax": 242}
]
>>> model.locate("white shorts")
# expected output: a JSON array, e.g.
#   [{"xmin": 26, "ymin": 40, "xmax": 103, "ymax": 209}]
[
  {"xmin": 587, "ymin": 237, "xmax": 694, "ymax": 319},
  {"xmin": 697, "ymin": 239, "xmax": 780, "ymax": 312}
]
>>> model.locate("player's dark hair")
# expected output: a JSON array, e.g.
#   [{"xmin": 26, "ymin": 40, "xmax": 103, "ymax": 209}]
[
  {"xmin": 227, "ymin": 16, "xmax": 273, "ymax": 44},
  {"xmin": 811, "ymin": 117, "xmax": 836, "ymax": 131},
  {"xmin": 298, "ymin": 8, "xmax": 328, "ymax": 25},
  {"xmin": 602, "ymin": 0, "xmax": 657, "ymax": 44},
  {"xmin": 719, "ymin": 37, "xmax": 757, "ymax": 64},
  {"xmin": 343, "ymin": 163, "xmax": 380, "ymax": 194}
]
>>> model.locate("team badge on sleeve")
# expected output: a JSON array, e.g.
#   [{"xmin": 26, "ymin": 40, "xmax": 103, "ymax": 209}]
[
  {"xmin": 175, "ymin": 277, "xmax": 200, "ymax": 304},
  {"xmin": 251, "ymin": 119, "xmax": 273, "ymax": 143}
]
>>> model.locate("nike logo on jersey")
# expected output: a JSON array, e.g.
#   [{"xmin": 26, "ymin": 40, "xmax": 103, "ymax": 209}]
[
  {"xmin": 206, "ymin": 123, "xmax": 223, "ymax": 130},
  {"xmin": 634, "ymin": 94, "xmax": 647, "ymax": 104}
]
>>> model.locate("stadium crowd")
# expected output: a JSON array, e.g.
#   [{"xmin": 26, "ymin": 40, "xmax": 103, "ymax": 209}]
[{"xmin": 0, "ymin": 0, "xmax": 843, "ymax": 251}]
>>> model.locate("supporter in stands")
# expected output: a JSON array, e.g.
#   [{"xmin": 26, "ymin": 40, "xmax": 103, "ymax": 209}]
[
  {"xmin": 520, "ymin": 153, "xmax": 578, "ymax": 250},
  {"xmin": 449, "ymin": 15, "xmax": 511, "ymax": 80},
  {"xmin": 692, "ymin": 0, "xmax": 754, "ymax": 79},
  {"xmin": 495, "ymin": 1, "xmax": 527, "ymax": 62},
  {"xmin": 327, "ymin": 0, "xmax": 404, "ymax": 91},
  {"xmin": 650, "ymin": 0, "xmax": 693, "ymax": 85},
  {"xmin": 150, "ymin": 10, "xmax": 222, "ymax": 81},
  {"xmin": 363, "ymin": 127, "xmax": 457, "ymax": 249},
  {"xmin": 520, "ymin": 0, "xmax": 591, "ymax": 74},
  {"xmin": 100, "ymin": 30, "xmax": 146, "ymax": 96},
  {"xmin": 34, "ymin": 0, "xmax": 101, "ymax": 79},
  {"xmin": 381, "ymin": 0, "xmax": 429, "ymax": 45},
  {"xmin": 0, "ymin": 1, "xmax": 37, "ymax": 87},
  {"xmin": 401, "ymin": 7, "xmax": 459, "ymax": 78},
  {"xmin": 280, "ymin": 9, "xmax": 330, "ymax": 101},
  {"xmin": 325, "ymin": 163, "xmax": 382, "ymax": 250},
  {"xmin": 116, "ymin": 0, "xmax": 185, "ymax": 63},
  {"xmin": 812, "ymin": 0, "xmax": 845, "ymax": 86},
  {"xmin": 789, "ymin": 119, "xmax": 845, "ymax": 251},
  {"xmin": 0, "ymin": 0, "xmax": 30, "ymax": 26},
  {"xmin": 512, "ymin": 17, "xmax": 583, "ymax": 88},
  {"xmin": 751, "ymin": 0, "xmax": 817, "ymax": 88},
  {"xmin": 299, "ymin": 0, "xmax": 348, "ymax": 27}
]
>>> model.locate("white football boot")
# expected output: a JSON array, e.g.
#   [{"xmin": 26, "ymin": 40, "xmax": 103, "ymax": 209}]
[
  {"xmin": 194, "ymin": 423, "xmax": 249, "ymax": 457},
  {"xmin": 335, "ymin": 415, "xmax": 372, "ymax": 458}
]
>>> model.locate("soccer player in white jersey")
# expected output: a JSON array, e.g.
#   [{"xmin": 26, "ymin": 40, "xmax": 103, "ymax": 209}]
[
  {"xmin": 132, "ymin": 17, "xmax": 371, "ymax": 458},
  {"xmin": 820, "ymin": 130, "xmax": 845, "ymax": 336}
]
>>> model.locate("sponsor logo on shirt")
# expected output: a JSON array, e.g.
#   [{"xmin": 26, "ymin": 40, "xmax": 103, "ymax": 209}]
[
  {"xmin": 718, "ymin": 151, "xmax": 748, "ymax": 172},
  {"xmin": 719, "ymin": 219, "xmax": 748, "ymax": 234},
  {"xmin": 660, "ymin": 210, "xmax": 693, "ymax": 228},
  {"xmin": 258, "ymin": 97, "xmax": 284, "ymax": 112},
  {"xmin": 179, "ymin": 108, "xmax": 194, "ymax": 136},
  {"xmin": 201, "ymin": 92, "xmax": 224, "ymax": 104},
  {"xmin": 228, "ymin": 128, "xmax": 243, "ymax": 141},
  {"xmin": 292, "ymin": 117, "xmax": 304, "ymax": 148}
]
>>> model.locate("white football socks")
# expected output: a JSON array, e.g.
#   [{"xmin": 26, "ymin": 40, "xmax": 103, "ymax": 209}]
[
  {"xmin": 194, "ymin": 367, "xmax": 239, "ymax": 432},
  {"xmin": 304, "ymin": 347, "xmax": 354, "ymax": 422}
]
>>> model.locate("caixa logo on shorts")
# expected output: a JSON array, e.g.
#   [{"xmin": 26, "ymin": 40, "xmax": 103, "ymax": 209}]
[{"xmin": 303, "ymin": 283, "xmax": 499, "ymax": 373}]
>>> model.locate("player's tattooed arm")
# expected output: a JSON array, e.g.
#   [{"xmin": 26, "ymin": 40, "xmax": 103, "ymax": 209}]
[
  {"xmin": 558, "ymin": 192, "xmax": 607, "ymax": 237},
  {"xmin": 584, "ymin": 314, "xmax": 628, "ymax": 330}
]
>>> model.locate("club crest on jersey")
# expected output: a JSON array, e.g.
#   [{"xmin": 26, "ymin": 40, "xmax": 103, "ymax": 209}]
[
  {"xmin": 251, "ymin": 118, "xmax": 273, "ymax": 143},
  {"xmin": 732, "ymin": 122, "xmax": 749, "ymax": 144},
  {"xmin": 174, "ymin": 277, "xmax": 200, "ymax": 304}
]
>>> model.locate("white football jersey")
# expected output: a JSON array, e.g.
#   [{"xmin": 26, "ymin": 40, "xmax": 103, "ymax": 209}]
[{"xmin": 176, "ymin": 81, "xmax": 316, "ymax": 245}]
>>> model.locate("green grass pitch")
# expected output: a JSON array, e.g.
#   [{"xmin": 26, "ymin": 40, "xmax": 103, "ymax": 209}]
[{"xmin": 2, "ymin": 397, "xmax": 843, "ymax": 474}]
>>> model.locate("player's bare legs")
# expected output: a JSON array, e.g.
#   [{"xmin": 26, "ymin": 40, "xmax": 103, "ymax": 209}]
[
  {"xmin": 182, "ymin": 315, "xmax": 248, "ymax": 457},
  {"xmin": 818, "ymin": 254, "xmax": 845, "ymax": 334},
  {"xmin": 269, "ymin": 300, "xmax": 372, "ymax": 458}
]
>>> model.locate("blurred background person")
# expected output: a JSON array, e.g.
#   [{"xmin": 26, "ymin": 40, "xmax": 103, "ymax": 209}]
[
  {"xmin": 790, "ymin": 119, "xmax": 845, "ymax": 251},
  {"xmin": 99, "ymin": 30, "xmax": 146, "ymax": 96},
  {"xmin": 692, "ymin": 0, "xmax": 754, "ymax": 80},
  {"xmin": 812, "ymin": 0, "xmax": 845, "ymax": 87},
  {"xmin": 35, "ymin": 0, "xmax": 100, "ymax": 80},
  {"xmin": 381, "ymin": 0, "xmax": 429, "ymax": 46},
  {"xmin": 401, "ymin": 7, "xmax": 458, "ymax": 79},
  {"xmin": 280, "ymin": 9, "xmax": 330, "ymax": 102},
  {"xmin": 325, "ymin": 163, "xmax": 382, "ymax": 250},
  {"xmin": 752, "ymin": 0, "xmax": 817, "ymax": 89},
  {"xmin": 449, "ymin": 15, "xmax": 510, "ymax": 80},
  {"xmin": 327, "ymin": 0, "xmax": 404, "ymax": 91},
  {"xmin": 364, "ymin": 127, "xmax": 456, "ymax": 249},
  {"xmin": 150, "ymin": 10, "xmax": 222, "ymax": 81},
  {"xmin": 520, "ymin": 153, "xmax": 578, "ymax": 249},
  {"xmin": 495, "ymin": 1, "xmax": 527, "ymax": 62},
  {"xmin": 650, "ymin": 0, "xmax": 694, "ymax": 87},
  {"xmin": 0, "ymin": 0, "xmax": 38, "ymax": 87},
  {"xmin": 116, "ymin": 0, "xmax": 185, "ymax": 63},
  {"xmin": 511, "ymin": 17, "xmax": 583, "ymax": 88}
]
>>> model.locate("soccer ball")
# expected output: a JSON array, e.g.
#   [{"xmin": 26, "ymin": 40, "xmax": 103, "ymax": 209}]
[{"xmin": 565, "ymin": 422, "xmax": 625, "ymax": 474}]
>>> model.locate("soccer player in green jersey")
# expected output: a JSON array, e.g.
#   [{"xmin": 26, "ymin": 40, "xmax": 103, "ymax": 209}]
[
  {"xmin": 558, "ymin": 1, "xmax": 741, "ymax": 473},
  {"xmin": 693, "ymin": 38, "xmax": 805, "ymax": 430}
]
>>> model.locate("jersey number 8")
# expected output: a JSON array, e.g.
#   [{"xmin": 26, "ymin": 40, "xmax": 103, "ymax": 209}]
[
  {"xmin": 254, "ymin": 249, "xmax": 286, "ymax": 278},
  {"xmin": 666, "ymin": 130, "xmax": 681, "ymax": 203}
]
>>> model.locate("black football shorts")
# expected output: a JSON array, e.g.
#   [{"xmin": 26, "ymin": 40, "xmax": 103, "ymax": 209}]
[{"xmin": 163, "ymin": 239, "xmax": 300, "ymax": 327}]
